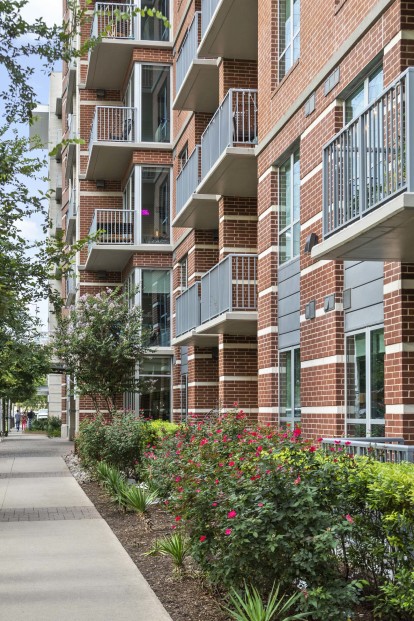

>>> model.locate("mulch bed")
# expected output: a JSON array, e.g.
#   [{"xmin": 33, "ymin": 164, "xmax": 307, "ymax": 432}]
[{"xmin": 81, "ymin": 480, "xmax": 230, "ymax": 621}]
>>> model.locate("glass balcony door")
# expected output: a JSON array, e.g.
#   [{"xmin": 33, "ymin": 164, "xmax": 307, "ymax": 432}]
[
  {"xmin": 346, "ymin": 326, "xmax": 385, "ymax": 437},
  {"xmin": 123, "ymin": 166, "xmax": 171, "ymax": 245}
]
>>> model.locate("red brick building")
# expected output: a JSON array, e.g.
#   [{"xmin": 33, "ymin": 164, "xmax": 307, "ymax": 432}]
[{"xmin": 61, "ymin": 0, "xmax": 414, "ymax": 442}]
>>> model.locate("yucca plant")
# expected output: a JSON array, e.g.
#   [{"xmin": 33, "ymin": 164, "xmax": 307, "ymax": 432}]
[
  {"xmin": 123, "ymin": 485, "xmax": 158, "ymax": 514},
  {"xmin": 224, "ymin": 583, "xmax": 310, "ymax": 621},
  {"xmin": 95, "ymin": 461, "xmax": 112, "ymax": 485},
  {"xmin": 145, "ymin": 532, "xmax": 190, "ymax": 573}
]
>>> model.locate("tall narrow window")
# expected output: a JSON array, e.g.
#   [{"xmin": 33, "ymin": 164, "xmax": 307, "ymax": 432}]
[
  {"xmin": 346, "ymin": 327, "xmax": 384, "ymax": 437},
  {"xmin": 139, "ymin": 357, "xmax": 171, "ymax": 420},
  {"xmin": 180, "ymin": 256, "xmax": 188, "ymax": 291},
  {"xmin": 141, "ymin": 167, "xmax": 170, "ymax": 243},
  {"xmin": 279, "ymin": 348, "xmax": 301, "ymax": 427},
  {"xmin": 140, "ymin": 0, "xmax": 170, "ymax": 41},
  {"xmin": 279, "ymin": 151, "xmax": 300, "ymax": 264},
  {"xmin": 279, "ymin": 0, "xmax": 300, "ymax": 80},
  {"xmin": 141, "ymin": 270, "xmax": 171, "ymax": 347},
  {"xmin": 141, "ymin": 65, "xmax": 170, "ymax": 142},
  {"xmin": 344, "ymin": 65, "xmax": 383, "ymax": 124}
]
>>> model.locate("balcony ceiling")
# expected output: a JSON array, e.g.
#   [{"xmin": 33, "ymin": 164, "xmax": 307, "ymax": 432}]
[
  {"xmin": 86, "ymin": 244, "xmax": 173, "ymax": 271},
  {"xmin": 172, "ymin": 332, "xmax": 219, "ymax": 347},
  {"xmin": 86, "ymin": 142, "xmax": 135, "ymax": 180},
  {"xmin": 197, "ymin": 147, "xmax": 257, "ymax": 197},
  {"xmin": 198, "ymin": 0, "xmax": 258, "ymax": 61},
  {"xmin": 312, "ymin": 192, "xmax": 414, "ymax": 262},
  {"xmin": 197, "ymin": 311, "xmax": 258, "ymax": 336},
  {"xmin": 86, "ymin": 40, "xmax": 172, "ymax": 90},
  {"xmin": 173, "ymin": 193, "xmax": 219, "ymax": 229},
  {"xmin": 173, "ymin": 60, "xmax": 219, "ymax": 113}
]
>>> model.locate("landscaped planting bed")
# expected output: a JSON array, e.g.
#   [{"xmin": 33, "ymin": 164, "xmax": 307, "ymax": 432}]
[{"xmin": 76, "ymin": 411, "xmax": 414, "ymax": 621}]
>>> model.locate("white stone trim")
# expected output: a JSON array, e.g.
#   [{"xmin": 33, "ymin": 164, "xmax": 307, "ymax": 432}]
[
  {"xmin": 301, "ymin": 355, "xmax": 345, "ymax": 368},
  {"xmin": 259, "ymin": 285, "xmax": 278, "ymax": 298},
  {"xmin": 301, "ymin": 101, "xmax": 339, "ymax": 140},
  {"xmin": 258, "ymin": 326, "xmax": 278, "ymax": 337},
  {"xmin": 385, "ymin": 342, "xmax": 414, "ymax": 355},
  {"xmin": 301, "ymin": 259, "xmax": 331, "ymax": 277},
  {"xmin": 259, "ymin": 407, "xmax": 279, "ymax": 414},
  {"xmin": 187, "ymin": 354, "xmax": 212, "ymax": 361},
  {"xmin": 301, "ymin": 212, "xmax": 322, "ymax": 231},
  {"xmin": 219, "ymin": 376, "xmax": 258, "ymax": 382},
  {"xmin": 258, "ymin": 367, "xmax": 278, "ymax": 375},
  {"xmin": 302, "ymin": 406, "xmax": 346, "ymax": 414},
  {"xmin": 383, "ymin": 279, "xmax": 414, "ymax": 295},
  {"xmin": 300, "ymin": 162, "xmax": 323, "ymax": 186},
  {"xmin": 259, "ymin": 205, "xmax": 278, "ymax": 221},
  {"xmin": 188, "ymin": 244, "xmax": 218, "ymax": 254},
  {"xmin": 384, "ymin": 30, "xmax": 414, "ymax": 55},
  {"xmin": 219, "ymin": 343, "xmax": 258, "ymax": 350},
  {"xmin": 188, "ymin": 381, "xmax": 219, "ymax": 387},
  {"xmin": 220, "ymin": 247, "xmax": 257, "ymax": 254},
  {"xmin": 79, "ymin": 191, "xmax": 123, "ymax": 197},
  {"xmin": 258, "ymin": 165, "xmax": 278, "ymax": 184},
  {"xmin": 219, "ymin": 215, "xmax": 257, "ymax": 223},
  {"xmin": 258, "ymin": 245, "xmax": 278, "ymax": 259},
  {"xmin": 386, "ymin": 404, "xmax": 414, "ymax": 415},
  {"xmin": 80, "ymin": 282, "xmax": 122, "ymax": 287}
]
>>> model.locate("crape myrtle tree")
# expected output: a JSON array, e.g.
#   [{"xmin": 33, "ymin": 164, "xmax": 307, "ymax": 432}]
[{"xmin": 53, "ymin": 287, "xmax": 151, "ymax": 414}]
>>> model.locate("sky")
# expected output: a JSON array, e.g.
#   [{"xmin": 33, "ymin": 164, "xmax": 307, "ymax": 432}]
[{"xmin": 17, "ymin": 0, "xmax": 63, "ymax": 330}]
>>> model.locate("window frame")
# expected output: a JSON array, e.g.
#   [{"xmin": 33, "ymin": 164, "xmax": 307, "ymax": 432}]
[
  {"xmin": 278, "ymin": 0, "xmax": 300, "ymax": 81},
  {"xmin": 278, "ymin": 347, "xmax": 301, "ymax": 428},
  {"xmin": 345, "ymin": 324, "xmax": 385, "ymax": 438},
  {"xmin": 278, "ymin": 150, "xmax": 300, "ymax": 265},
  {"xmin": 180, "ymin": 255, "xmax": 188, "ymax": 291},
  {"xmin": 343, "ymin": 64, "xmax": 383, "ymax": 126}
]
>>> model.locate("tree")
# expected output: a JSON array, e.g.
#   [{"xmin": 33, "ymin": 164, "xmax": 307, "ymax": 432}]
[{"xmin": 52, "ymin": 287, "xmax": 151, "ymax": 414}]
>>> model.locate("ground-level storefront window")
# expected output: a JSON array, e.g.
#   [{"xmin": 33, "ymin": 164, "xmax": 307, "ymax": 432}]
[
  {"xmin": 279, "ymin": 348, "xmax": 301, "ymax": 427},
  {"xmin": 346, "ymin": 327, "xmax": 384, "ymax": 437}
]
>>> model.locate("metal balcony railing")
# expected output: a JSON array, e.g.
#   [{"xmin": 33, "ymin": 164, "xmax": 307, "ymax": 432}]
[
  {"xmin": 88, "ymin": 209, "xmax": 135, "ymax": 252},
  {"xmin": 89, "ymin": 106, "xmax": 137, "ymax": 151},
  {"xmin": 65, "ymin": 274, "xmax": 76, "ymax": 306},
  {"xmin": 176, "ymin": 12, "xmax": 200, "ymax": 94},
  {"xmin": 323, "ymin": 68, "xmax": 414, "ymax": 238},
  {"xmin": 176, "ymin": 145, "xmax": 200, "ymax": 214},
  {"xmin": 322, "ymin": 438, "xmax": 414, "ymax": 463},
  {"xmin": 175, "ymin": 282, "xmax": 201, "ymax": 337},
  {"xmin": 68, "ymin": 114, "xmax": 77, "ymax": 140},
  {"xmin": 201, "ymin": 89, "xmax": 258, "ymax": 180},
  {"xmin": 200, "ymin": 254, "xmax": 257, "ymax": 324},
  {"xmin": 92, "ymin": 2, "xmax": 136, "ymax": 39},
  {"xmin": 201, "ymin": 0, "xmax": 219, "ymax": 38}
]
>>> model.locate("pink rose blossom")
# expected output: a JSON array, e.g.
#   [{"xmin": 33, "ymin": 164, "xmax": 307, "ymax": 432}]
[
  {"xmin": 227, "ymin": 510, "xmax": 237, "ymax": 519},
  {"xmin": 225, "ymin": 528, "xmax": 232, "ymax": 536}
]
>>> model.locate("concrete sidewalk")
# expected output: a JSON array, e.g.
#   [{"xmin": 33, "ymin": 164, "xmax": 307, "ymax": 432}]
[{"xmin": 0, "ymin": 430, "xmax": 172, "ymax": 621}]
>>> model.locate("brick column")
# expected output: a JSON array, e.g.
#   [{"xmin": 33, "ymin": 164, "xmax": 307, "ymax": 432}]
[
  {"xmin": 187, "ymin": 346, "xmax": 219, "ymax": 420},
  {"xmin": 384, "ymin": 262, "xmax": 414, "ymax": 443},
  {"xmin": 218, "ymin": 335, "xmax": 258, "ymax": 418}
]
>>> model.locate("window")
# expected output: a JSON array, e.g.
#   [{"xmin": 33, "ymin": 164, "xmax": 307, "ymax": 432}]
[
  {"xmin": 181, "ymin": 374, "xmax": 188, "ymax": 422},
  {"xmin": 139, "ymin": 357, "xmax": 171, "ymax": 420},
  {"xmin": 279, "ymin": 150, "xmax": 300, "ymax": 264},
  {"xmin": 180, "ymin": 256, "xmax": 188, "ymax": 291},
  {"xmin": 124, "ymin": 64, "xmax": 171, "ymax": 143},
  {"xmin": 279, "ymin": 0, "xmax": 300, "ymax": 80},
  {"xmin": 279, "ymin": 348, "xmax": 301, "ymax": 427},
  {"xmin": 344, "ymin": 65, "xmax": 383, "ymax": 124},
  {"xmin": 346, "ymin": 327, "xmax": 385, "ymax": 437},
  {"xmin": 123, "ymin": 166, "xmax": 171, "ymax": 245},
  {"xmin": 140, "ymin": 0, "xmax": 170, "ymax": 41},
  {"xmin": 178, "ymin": 144, "xmax": 189, "ymax": 173}
]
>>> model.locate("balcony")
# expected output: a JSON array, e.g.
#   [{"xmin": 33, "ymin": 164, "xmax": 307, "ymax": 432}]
[
  {"xmin": 87, "ymin": 106, "xmax": 136, "ymax": 180},
  {"xmin": 66, "ymin": 187, "xmax": 77, "ymax": 240},
  {"xmin": 66, "ymin": 114, "xmax": 77, "ymax": 176},
  {"xmin": 86, "ymin": 2, "xmax": 171, "ymax": 90},
  {"xmin": 198, "ymin": 0, "xmax": 257, "ymax": 61},
  {"xmin": 86, "ymin": 209, "xmax": 172, "ymax": 270},
  {"xmin": 174, "ymin": 12, "xmax": 218, "ymax": 113},
  {"xmin": 197, "ymin": 89, "xmax": 258, "ymax": 197},
  {"xmin": 173, "ymin": 145, "xmax": 219, "ymax": 229},
  {"xmin": 86, "ymin": 105, "xmax": 171, "ymax": 180},
  {"xmin": 65, "ymin": 274, "xmax": 76, "ymax": 307},
  {"xmin": 173, "ymin": 254, "xmax": 257, "ymax": 345},
  {"xmin": 312, "ymin": 68, "xmax": 414, "ymax": 262},
  {"xmin": 55, "ymin": 174, "xmax": 62, "ymax": 203},
  {"xmin": 66, "ymin": 58, "xmax": 76, "ymax": 114}
]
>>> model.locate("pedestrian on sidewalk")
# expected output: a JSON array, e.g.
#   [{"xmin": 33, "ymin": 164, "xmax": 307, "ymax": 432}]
[
  {"xmin": 15, "ymin": 409, "xmax": 21, "ymax": 431},
  {"xmin": 21, "ymin": 413, "xmax": 27, "ymax": 431},
  {"xmin": 27, "ymin": 409, "xmax": 35, "ymax": 429}
]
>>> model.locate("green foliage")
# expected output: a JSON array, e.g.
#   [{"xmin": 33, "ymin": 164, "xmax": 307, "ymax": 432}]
[
  {"xmin": 146, "ymin": 533, "xmax": 190, "ymax": 573},
  {"xmin": 53, "ymin": 288, "xmax": 150, "ymax": 413},
  {"xmin": 123, "ymin": 485, "xmax": 158, "ymax": 514},
  {"xmin": 224, "ymin": 583, "xmax": 310, "ymax": 621},
  {"xmin": 30, "ymin": 418, "xmax": 48, "ymax": 431},
  {"xmin": 95, "ymin": 462, "xmax": 128, "ymax": 509},
  {"xmin": 141, "ymin": 411, "xmax": 414, "ymax": 620},
  {"xmin": 47, "ymin": 416, "xmax": 61, "ymax": 438}
]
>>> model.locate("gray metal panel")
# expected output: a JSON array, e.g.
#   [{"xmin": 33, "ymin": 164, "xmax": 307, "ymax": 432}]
[
  {"xmin": 278, "ymin": 258, "xmax": 300, "ymax": 348},
  {"xmin": 181, "ymin": 346, "xmax": 188, "ymax": 374},
  {"xmin": 344, "ymin": 260, "xmax": 384, "ymax": 332}
]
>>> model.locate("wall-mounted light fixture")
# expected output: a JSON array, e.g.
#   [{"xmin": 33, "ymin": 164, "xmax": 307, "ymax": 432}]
[
  {"xmin": 304, "ymin": 232, "xmax": 318, "ymax": 254},
  {"xmin": 96, "ymin": 179, "xmax": 105, "ymax": 189},
  {"xmin": 96, "ymin": 89, "xmax": 106, "ymax": 99},
  {"xmin": 96, "ymin": 271, "xmax": 108, "ymax": 280}
]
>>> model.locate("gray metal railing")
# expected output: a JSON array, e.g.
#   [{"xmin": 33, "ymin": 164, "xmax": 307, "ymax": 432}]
[
  {"xmin": 322, "ymin": 438, "xmax": 414, "ymax": 463},
  {"xmin": 89, "ymin": 106, "xmax": 137, "ymax": 151},
  {"xmin": 176, "ymin": 282, "xmax": 201, "ymax": 336},
  {"xmin": 201, "ymin": 89, "xmax": 258, "ymax": 180},
  {"xmin": 176, "ymin": 145, "xmax": 201, "ymax": 214},
  {"xmin": 68, "ymin": 114, "xmax": 77, "ymax": 140},
  {"xmin": 201, "ymin": 0, "xmax": 219, "ymax": 38},
  {"xmin": 88, "ymin": 209, "xmax": 135, "ymax": 250},
  {"xmin": 65, "ymin": 273, "xmax": 76, "ymax": 306},
  {"xmin": 200, "ymin": 254, "xmax": 257, "ymax": 324},
  {"xmin": 67, "ymin": 187, "xmax": 77, "ymax": 221},
  {"xmin": 323, "ymin": 68, "xmax": 414, "ymax": 238},
  {"xmin": 92, "ymin": 2, "xmax": 136, "ymax": 39},
  {"xmin": 176, "ymin": 12, "xmax": 200, "ymax": 94}
]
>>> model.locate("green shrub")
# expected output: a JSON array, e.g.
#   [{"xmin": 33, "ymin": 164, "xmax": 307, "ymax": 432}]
[
  {"xmin": 31, "ymin": 418, "xmax": 48, "ymax": 431},
  {"xmin": 145, "ymin": 532, "xmax": 190, "ymax": 573},
  {"xmin": 47, "ymin": 416, "xmax": 61, "ymax": 437},
  {"xmin": 224, "ymin": 583, "xmax": 310, "ymax": 621},
  {"xmin": 123, "ymin": 485, "xmax": 158, "ymax": 514}
]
